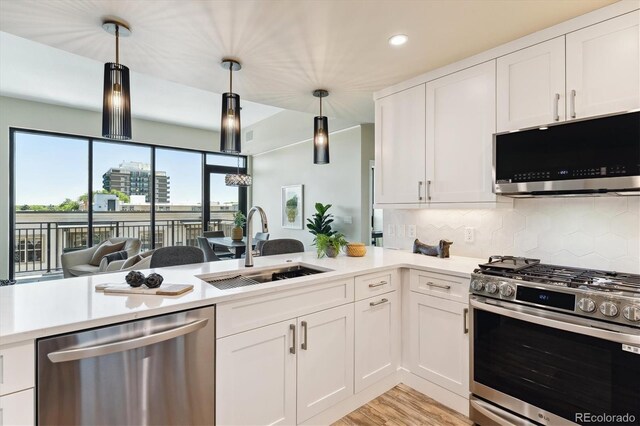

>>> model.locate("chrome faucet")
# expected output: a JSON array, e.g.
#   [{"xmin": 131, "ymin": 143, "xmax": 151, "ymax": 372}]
[{"xmin": 245, "ymin": 206, "xmax": 269, "ymax": 267}]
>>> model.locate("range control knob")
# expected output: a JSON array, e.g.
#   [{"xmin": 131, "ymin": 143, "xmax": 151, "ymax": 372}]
[
  {"xmin": 577, "ymin": 298, "xmax": 596, "ymax": 313},
  {"xmin": 622, "ymin": 305, "xmax": 640, "ymax": 322},
  {"xmin": 499, "ymin": 283, "xmax": 515, "ymax": 298},
  {"xmin": 485, "ymin": 282, "xmax": 498, "ymax": 294},
  {"xmin": 599, "ymin": 301, "xmax": 619, "ymax": 318},
  {"xmin": 471, "ymin": 279, "xmax": 484, "ymax": 291}
]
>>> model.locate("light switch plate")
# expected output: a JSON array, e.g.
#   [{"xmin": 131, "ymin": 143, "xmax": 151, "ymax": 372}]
[
  {"xmin": 343, "ymin": 216, "xmax": 353, "ymax": 224},
  {"xmin": 408, "ymin": 225, "xmax": 417, "ymax": 238},
  {"xmin": 387, "ymin": 224, "xmax": 395, "ymax": 236}
]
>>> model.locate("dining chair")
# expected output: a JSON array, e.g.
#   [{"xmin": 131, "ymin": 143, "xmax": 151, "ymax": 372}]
[
  {"xmin": 260, "ymin": 239, "xmax": 304, "ymax": 256},
  {"xmin": 254, "ymin": 232, "xmax": 270, "ymax": 254},
  {"xmin": 149, "ymin": 246, "xmax": 204, "ymax": 268},
  {"xmin": 203, "ymin": 230, "xmax": 233, "ymax": 258},
  {"xmin": 196, "ymin": 237, "xmax": 221, "ymax": 262}
]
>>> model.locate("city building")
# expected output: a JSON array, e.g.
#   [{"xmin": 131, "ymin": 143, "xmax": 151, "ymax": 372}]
[{"xmin": 102, "ymin": 161, "xmax": 170, "ymax": 203}]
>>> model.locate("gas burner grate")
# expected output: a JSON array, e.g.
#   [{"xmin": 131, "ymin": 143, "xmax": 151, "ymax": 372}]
[{"xmin": 475, "ymin": 261, "xmax": 640, "ymax": 295}]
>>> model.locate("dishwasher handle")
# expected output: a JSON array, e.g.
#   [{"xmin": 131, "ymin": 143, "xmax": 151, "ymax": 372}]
[{"xmin": 47, "ymin": 318, "xmax": 209, "ymax": 363}]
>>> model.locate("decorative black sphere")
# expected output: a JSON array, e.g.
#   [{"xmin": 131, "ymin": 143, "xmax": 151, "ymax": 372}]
[
  {"xmin": 125, "ymin": 271, "xmax": 146, "ymax": 287},
  {"xmin": 145, "ymin": 273, "xmax": 164, "ymax": 289}
]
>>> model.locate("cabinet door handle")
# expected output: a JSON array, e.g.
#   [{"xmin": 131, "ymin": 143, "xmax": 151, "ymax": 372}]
[
  {"xmin": 570, "ymin": 89, "xmax": 576, "ymax": 119},
  {"xmin": 427, "ymin": 180, "xmax": 432, "ymax": 201},
  {"xmin": 418, "ymin": 181, "xmax": 423, "ymax": 201},
  {"xmin": 426, "ymin": 281, "xmax": 451, "ymax": 290},
  {"xmin": 553, "ymin": 93, "xmax": 560, "ymax": 121},
  {"xmin": 370, "ymin": 298, "xmax": 389, "ymax": 307},
  {"xmin": 463, "ymin": 308, "xmax": 469, "ymax": 334},
  {"xmin": 369, "ymin": 281, "xmax": 387, "ymax": 288},
  {"xmin": 301, "ymin": 321, "xmax": 308, "ymax": 350},
  {"xmin": 289, "ymin": 324, "xmax": 296, "ymax": 354}
]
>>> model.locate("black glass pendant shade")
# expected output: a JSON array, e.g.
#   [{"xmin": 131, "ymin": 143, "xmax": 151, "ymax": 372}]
[
  {"xmin": 102, "ymin": 62, "xmax": 132, "ymax": 140},
  {"xmin": 220, "ymin": 92, "xmax": 241, "ymax": 153},
  {"xmin": 313, "ymin": 115, "xmax": 329, "ymax": 164}
]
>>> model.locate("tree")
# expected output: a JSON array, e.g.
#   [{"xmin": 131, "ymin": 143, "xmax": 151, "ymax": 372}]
[{"xmin": 58, "ymin": 198, "xmax": 80, "ymax": 211}]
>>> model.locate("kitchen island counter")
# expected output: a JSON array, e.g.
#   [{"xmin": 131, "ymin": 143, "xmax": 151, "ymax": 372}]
[{"xmin": 0, "ymin": 247, "xmax": 483, "ymax": 344}]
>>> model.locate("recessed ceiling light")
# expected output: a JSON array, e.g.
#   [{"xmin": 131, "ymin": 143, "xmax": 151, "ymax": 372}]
[{"xmin": 388, "ymin": 34, "xmax": 408, "ymax": 46}]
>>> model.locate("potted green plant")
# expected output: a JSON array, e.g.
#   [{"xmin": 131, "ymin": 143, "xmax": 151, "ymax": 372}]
[
  {"xmin": 315, "ymin": 233, "xmax": 348, "ymax": 258},
  {"xmin": 306, "ymin": 203, "xmax": 336, "ymax": 239},
  {"xmin": 285, "ymin": 194, "xmax": 298, "ymax": 223},
  {"xmin": 231, "ymin": 211, "xmax": 246, "ymax": 241}
]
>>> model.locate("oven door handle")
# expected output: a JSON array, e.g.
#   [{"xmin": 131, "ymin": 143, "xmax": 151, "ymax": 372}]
[{"xmin": 470, "ymin": 297, "xmax": 640, "ymax": 346}]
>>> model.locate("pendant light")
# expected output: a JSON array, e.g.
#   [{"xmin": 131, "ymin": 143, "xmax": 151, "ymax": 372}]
[
  {"xmin": 220, "ymin": 59, "xmax": 242, "ymax": 153},
  {"xmin": 312, "ymin": 89, "xmax": 330, "ymax": 164},
  {"xmin": 102, "ymin": 19, "xmax": 132, "ymax": 140},
  {"xmin": 224, "ymin": 154, "xmax": 252, "ymax": 187}
]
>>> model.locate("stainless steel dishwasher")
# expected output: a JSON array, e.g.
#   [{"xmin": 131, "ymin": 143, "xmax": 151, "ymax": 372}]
[{"xmin": 37, "ymin": 306, "xmax": 215, "ymax": 425}]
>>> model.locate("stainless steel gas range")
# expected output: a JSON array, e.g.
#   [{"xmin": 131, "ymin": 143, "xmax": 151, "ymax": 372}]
[{"xmin": 469, "ymin": 256, "xmax": 640, "ymax": 426}]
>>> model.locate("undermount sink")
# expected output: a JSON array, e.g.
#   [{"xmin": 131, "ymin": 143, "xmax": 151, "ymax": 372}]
[{"xmin": 201, "ymin": 264, "xmax": 331, "ymax": 291}]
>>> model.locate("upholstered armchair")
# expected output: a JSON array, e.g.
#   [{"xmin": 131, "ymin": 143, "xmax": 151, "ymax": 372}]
[{"xmin": 61, "ymin": 237, "xmax": 141, "ymax": 278}]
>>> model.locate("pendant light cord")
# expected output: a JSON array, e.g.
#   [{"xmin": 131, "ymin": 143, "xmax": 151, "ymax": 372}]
[
  {"xmin": 229, "ymin": 65, "xmax": 233, "ymax": 94},
  {"xmin": 319, "ymin": 95, "xmax": 323, "ymax": 117},
  {"xmin": 115, "ymin": 25, "xmax": 120, "ymax": 65}
]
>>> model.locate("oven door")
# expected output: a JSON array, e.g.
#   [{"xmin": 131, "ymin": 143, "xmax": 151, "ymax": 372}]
[{"xmin": 470, "ymin": 296, "xmax": 640, "ymax": 426}]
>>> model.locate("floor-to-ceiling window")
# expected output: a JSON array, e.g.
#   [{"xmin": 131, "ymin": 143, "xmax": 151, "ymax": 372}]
[
  {"xmin": 155, "ymin": 148, "xmax": 203, "ymax": 247},
  {"xmin": 13, "ymin": 132, "xmax": 89, "ymax": 276},
  {"xmin": 92, "ymin": 141, "xmax": 153, "ymax": 250},
  {"xmin": 204, "ymin": 154, "xmax": 248, "ymax": 237},
  {"xmin": 10, "ymin": 129, "xmax": 247, "ymax": 281}
]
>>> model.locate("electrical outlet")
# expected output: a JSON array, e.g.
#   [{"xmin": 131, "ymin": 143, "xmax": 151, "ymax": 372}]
[
  {"xmin": 387, "ymin": 224, "xmax": 395, "ymax": 236},
  {"xmin": 397, "ymin": 224, "xmax": 406, "ymax": 237},
  {"xmin": 464, "ymin": 227, "xmax": 475, "ymax": 243},
  {"xmin": 343, "ymin": 216, "xmax": 352, "ymax": 224},
  {"xmin": 408, "ymin": 225, "xmax": 417, "ymax": 238}
]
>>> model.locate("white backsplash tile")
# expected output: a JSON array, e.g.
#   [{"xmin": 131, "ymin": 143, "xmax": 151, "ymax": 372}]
[{"xmin": 383, "ymin": 197, "xmax": 640, "ymax": 273}]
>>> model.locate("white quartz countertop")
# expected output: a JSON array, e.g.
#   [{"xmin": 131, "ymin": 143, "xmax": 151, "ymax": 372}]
[{"xmin": 0, "ymin": 248, "xmax": 484, "ymax": 345}]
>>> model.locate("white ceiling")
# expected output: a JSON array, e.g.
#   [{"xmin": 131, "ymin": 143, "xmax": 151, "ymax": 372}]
[{"xmin": 0, "ymin": 0, "xmax": 617, "ymax": 125}]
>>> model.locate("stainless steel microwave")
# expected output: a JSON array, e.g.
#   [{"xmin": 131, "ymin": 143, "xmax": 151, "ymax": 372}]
[{"xmin": 493, "ymin": 111, "xmax": 640, "ymax": 197}]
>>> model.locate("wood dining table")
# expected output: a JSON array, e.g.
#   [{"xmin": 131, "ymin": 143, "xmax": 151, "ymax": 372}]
[{"xmin": 206, "ymin": 237, "xmax": 256, "ymax": 259}]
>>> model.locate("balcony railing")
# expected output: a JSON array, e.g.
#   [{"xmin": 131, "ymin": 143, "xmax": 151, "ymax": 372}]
[{"xmin": 14, "ymin": 217, "xmax": 236, "ymax": 277}]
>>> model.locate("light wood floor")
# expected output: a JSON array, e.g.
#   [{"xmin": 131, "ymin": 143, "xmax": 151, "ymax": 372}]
[{"xmin": 333, "ymin": 384, "xmax": 473, "ymax": 426}]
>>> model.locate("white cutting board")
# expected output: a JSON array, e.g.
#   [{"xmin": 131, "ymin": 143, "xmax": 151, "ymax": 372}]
[{"xmin": 95, "ymin": 283, "xmax": 194, "ymax": 296}]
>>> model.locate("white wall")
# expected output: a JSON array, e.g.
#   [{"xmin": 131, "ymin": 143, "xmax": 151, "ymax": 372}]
[
  {"xmin": 251, "ymin": 125, "xmax": 374, "ymax": 250},
  {"xmin": 384, "ymin": 197, "xmax": 640, "ymax": 273},
  {"xmin": 0, "ymin": 96, "xmax": 221, "ymax": 279}
]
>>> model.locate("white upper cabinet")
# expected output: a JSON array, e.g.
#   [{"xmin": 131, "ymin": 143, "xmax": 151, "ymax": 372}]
[
  {"xmin": 497, "ymin": 37, "xmax": 566, "ymax": 131},
  {"xmin": 566, "ymin": 11, "xmax": 640, "ymax": 119},
  {"xmin": 375, "ymin": 84, "xmax": 426, "ymax": 204},
  {"xmin": 426, "ymin": 61, "xmax": 496, "ymax": 203}
]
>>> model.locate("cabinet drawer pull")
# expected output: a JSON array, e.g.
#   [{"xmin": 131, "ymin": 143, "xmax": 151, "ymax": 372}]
[
  {"xmin": 368, "ymin": 281, "xmax": 388, "ymax": 288},
  {"xmin": 463, "ymin": 308, "xmax": 469, "ymax": 334},
  {"xmin": 426, "ymin": 281, "xmax": 451, "ymax": 290},
  {"xmin": 570, "ymin": 89, "xmax": 576, "ymax": 118},
  {"xmin": 427, "ymin": 180, "xmax": 432, "ymax": 201},
  {"xmin": 370, "ymin": 298, "xmax": 389, "ymax": 307},
  {"xmin": 418, "ymin": 181, "xmax": 423, "ymax": 201},
  {"xmin": 301, "ymin": 321, "xmax": 308, "ymax": 350},
  {"xmin": 553, "ymin": 93, "xmax": 560, "ymax": 121},
  {"xmin": 289, "ymin": 324, "xmax": 296, "ymax": 354}
]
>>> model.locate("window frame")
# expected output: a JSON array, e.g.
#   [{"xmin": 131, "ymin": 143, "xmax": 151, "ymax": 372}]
[{"xmin": 9, "ymin": 127, "xmax": 248, "ymax": 279}]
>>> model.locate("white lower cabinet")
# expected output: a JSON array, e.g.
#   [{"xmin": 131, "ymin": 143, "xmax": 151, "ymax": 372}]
[
  {"xmin": 216, "ymin": 320, "xmax": 297, "ymax": 426},
  {"xmin": 0, "ymin": 388, "xmax": 34, "ymax": 426},
  {"xmin": 216, "ymin": 304, "xmax": 354, "ymax": 425},
  {"xmin": 297, "ymin": 304, "xmax": 354, "ymax": 423},
  {"xmin": 354, "ymin": 291, "xmax": 399, "ymax": 393},
  {"xmin": 409, "ymin": 291, "xmax": 469, "ymax": 398}
]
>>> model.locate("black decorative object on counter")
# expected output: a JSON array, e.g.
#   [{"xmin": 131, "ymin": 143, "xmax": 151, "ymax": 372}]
[
  {"xmin": 145, "ymin": 273, "xmax": 164, "ymax": 289},
  {"xmin": 125, "ymin": 271, "xmax": 146, "ymax": 287},
  {"xmin": 413, "ymin": 239, "xmax": 453, "ymax": 259},
  {"xmin": 0, "ymin": 279, "xmax": 16, "ymax": 286}
]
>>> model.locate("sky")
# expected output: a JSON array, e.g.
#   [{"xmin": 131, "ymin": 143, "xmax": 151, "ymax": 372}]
[{"xmin": 14, "ymin": 132, "xmax": 239, "ymax": 206}]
